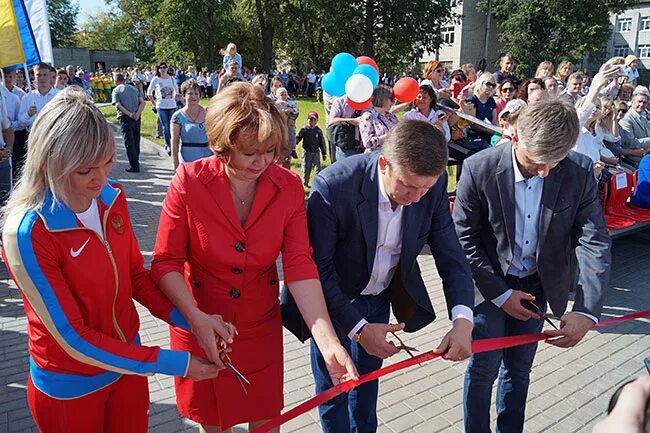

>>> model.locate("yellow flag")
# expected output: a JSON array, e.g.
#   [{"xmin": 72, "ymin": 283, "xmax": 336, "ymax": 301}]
[{"xmin": 0, "ymin": 0, "xmax": 26, "ymax": 68}]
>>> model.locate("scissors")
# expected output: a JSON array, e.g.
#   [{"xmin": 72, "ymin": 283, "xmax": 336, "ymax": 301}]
[
  {"xmin": 219, "ymin": 341, "xmax": 251, "ymax": 395},
  {"xmin": 524, "ymin": 299, "xmax": 559, "ymax": 330},
  {"xmin": 388, "ymin": 324, "xmax": 419, "ymax": 359}
]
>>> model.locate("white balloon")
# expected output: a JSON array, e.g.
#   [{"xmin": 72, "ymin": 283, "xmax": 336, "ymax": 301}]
[{"xmin": 345, "ymin": 74, "xmax": 374, "ymax": 103}]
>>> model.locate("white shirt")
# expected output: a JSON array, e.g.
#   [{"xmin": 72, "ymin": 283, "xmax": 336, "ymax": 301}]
[
  {"xmin": 1, "ymin": 86, "xmax": 21, "ymax": 130},
  {"xmin": 18, "ymin": 86, "xmax": 59, "ymax": 131},
  {"xmin": 0, "ymin": 95, "xmax": 10, "ymax": 149},
  {"xmin": 6, "ymin": 85, "xmax": 25, "ymax": 100},
  {"xmin": 75, "ymin": 199, "xmax": 104, "ymax": 239},
  {"xmin": 492, "ymin": 148, "xmax": 543, "ymax": 307},
  {"xmin": 347, "ymin": 165, "xmax": 474, "ymax": 340},
  {"xmin": 573, "ymin": 128, "xmax": 601, "ymax": 164},
  {"xmin": 403, "ymin": 109, "xmax": 451, "ymax": 143},
  {"xmin": 146, "ymin": 76, "xmax": 178, "ymax": 110},
  {"xmin": 307, "ymin": 73, "xmax": 317, "ymax": 84}
]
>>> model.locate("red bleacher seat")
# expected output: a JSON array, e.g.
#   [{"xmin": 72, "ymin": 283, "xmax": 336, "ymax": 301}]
[{"xmin": 605, "ymin": 172, "xmax": 650, "ymax": 222}]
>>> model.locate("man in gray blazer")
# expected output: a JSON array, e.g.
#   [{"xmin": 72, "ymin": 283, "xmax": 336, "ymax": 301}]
[
  {"xmin": 619, "ymin": 89, "xmax": 650, "ymax": 166},
  {"xmin": 453, "ymin": 96, "xmax": 611, "ymax": 433}
]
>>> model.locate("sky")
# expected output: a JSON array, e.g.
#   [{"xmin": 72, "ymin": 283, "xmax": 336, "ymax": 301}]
[{"xmin": 78, "ymin": 0, "xmax": 110, "ymax": 25}]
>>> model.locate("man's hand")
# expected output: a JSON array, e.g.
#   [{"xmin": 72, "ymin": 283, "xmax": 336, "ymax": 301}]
[
  {"xmin": 131, "ymin": 111, "xmax": 141, "ymax": 121},
  {"xmin": 187, "ymin": 310, "xmax": 236, "ymax": 368},
  {"xmin": 357, "ymin": 322, "xmax": 404, "ymax": 359},
  {"xmin": 0, "ymin": 148, "xmax": 11, "ymax": 162},
  {"xmin": 544, "ymin": 312, "xmax": 594, "ymax": 348},
  {"xmin": 434, "ymin": 318, "xmax": 473, "ymax": 361},
  {"xmin": 592, "ymin": 376, "xmax": 650, "ymax": 433},
  {"xmin": 185, "ymin": 355, "xmax": 220, "ymax": 381},
  {"xmin": 28, "ymin": 105, "xmax": 37, "ymax": 117},
  {"xmin": 346, "ymin": 117, "xmax": 360, "ymax": 127},
  {"xmin": 501, "ymin": 290, "xmax": 542, "ymax": 321},
  {"xmin": 319, "ymin": 341, "xmax": 359, "ymax": 385}
]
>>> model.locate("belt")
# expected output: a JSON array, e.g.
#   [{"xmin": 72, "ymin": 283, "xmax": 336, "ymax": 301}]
[{"xmin": 182, "ymin": 142, "xmax": 209, "ymax": 148}]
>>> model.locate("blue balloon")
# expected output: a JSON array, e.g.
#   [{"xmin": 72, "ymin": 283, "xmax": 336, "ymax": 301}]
[
  {"xmin": 331, "ymin": 52, "xmax": 358, "ymax": 81},
  {"xmin": 322, "ymin": 71, "xmax": 345, "ymax": 97},
  {"xmin": 353, "ymin": 64, "xmax": 379, "ymax": 88}
]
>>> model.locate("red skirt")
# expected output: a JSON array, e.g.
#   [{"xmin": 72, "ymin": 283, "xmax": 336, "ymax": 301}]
[{"xmin": 170, "ymin": 304, "xmax": 284, "ymax": 429}]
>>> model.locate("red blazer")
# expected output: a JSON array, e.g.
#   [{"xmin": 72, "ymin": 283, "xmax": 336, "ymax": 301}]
[{"xmin": 151, "ymin": 156, "xmax": 318, "ymax": 326}]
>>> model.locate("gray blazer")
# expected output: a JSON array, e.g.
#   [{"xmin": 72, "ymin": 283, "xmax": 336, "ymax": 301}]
[
  {"xmin": 619, "ymin": 110, "xmax": 650, "ymax": 164},
  {"xmin": 452, "ymin": 143, "xmax": 611, "ymax": 319}
]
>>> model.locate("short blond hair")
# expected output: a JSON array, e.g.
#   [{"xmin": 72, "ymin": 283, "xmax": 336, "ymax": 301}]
[
  {"xmin": 2, "ymin": 87, "xmax": 115, "ymax": 220},
  {"xmin": 516, "ymin": 96, "xmax": 579, "ymax": 164},
  {"xmin": 206, "ymin": 82, "xmax": 287, "ymax": 162}
]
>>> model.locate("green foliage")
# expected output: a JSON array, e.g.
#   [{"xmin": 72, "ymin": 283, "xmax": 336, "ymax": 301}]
[
  {"xmin": 75, "ymin": 11, "xmax": 132, "ymax": 51},
  {"xmin": 48, "ymin": 0, "xmax": 79, "ymax": 47},
  {"xmin": 483, "ymin": 0, "xmax": 639, "ymax": 77}
]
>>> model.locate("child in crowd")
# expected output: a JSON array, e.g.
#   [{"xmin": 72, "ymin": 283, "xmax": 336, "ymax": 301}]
[
  {"xmin": 495, "ymin": 99, "xmax": 526, "ymax": 146},
  {"xmin": 275, "ymin": 87, "xmax": 299, "ymax": 168},
  {"xmin": 296, "ymin": 111, "xmax": 327, "ymax": 187}
]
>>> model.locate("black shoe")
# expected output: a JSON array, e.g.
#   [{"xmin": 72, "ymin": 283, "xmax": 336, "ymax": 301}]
[
  {"xmin": 126, "ymin": 167, "xmax": 140, "ymax": 173},
  {"xmin": 303, "ymin": 182, "xmax": 310, "ymax": 188}
]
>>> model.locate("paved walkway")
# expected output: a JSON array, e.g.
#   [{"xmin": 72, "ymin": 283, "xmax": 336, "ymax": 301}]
[{"xmin": 1, "ymin": 128, "xmax": 649, "ymax": 433}]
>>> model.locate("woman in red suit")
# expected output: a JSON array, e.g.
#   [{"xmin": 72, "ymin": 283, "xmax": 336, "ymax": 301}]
[{"xmin": 151, "ymin": 82, "xmax": 358, "ymax": 433}]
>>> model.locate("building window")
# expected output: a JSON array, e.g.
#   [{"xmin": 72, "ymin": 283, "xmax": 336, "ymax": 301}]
[
  {"xmin": 442, "ymin": 26, "xmax": 455, "ymax": 45},
  {"xmin": 641, "ymin": 16, "xmax": 650, "ymax": 31},
  {"xmin": 617, "ymin": 17, "xmax": 632, "ymax": 32},
  {"xmin": 639, "ymin": 44, "xmax": 650, "ymax": 58},
  {"xmin": 614, "ymin": 45, "xmax": 631, "ymax": 57}
]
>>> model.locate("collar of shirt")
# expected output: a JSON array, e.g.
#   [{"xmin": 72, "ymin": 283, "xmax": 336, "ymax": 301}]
[
  {"xmin": 32, "ymin": 86, "xmax": 58, "ymax": 98},
  {"xmin": 377, "ymin": 163, "xmax": 402, "ymax": 213},
  {"xmin": 512, "ymin": 145, "xmax": 532, "ymax": 184}
]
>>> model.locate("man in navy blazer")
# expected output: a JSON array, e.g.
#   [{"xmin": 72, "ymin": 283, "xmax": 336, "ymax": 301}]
[
  {"xmin": 453, "ymin": 97, "xmax": 611, "ymax": 433},
  {"xmin": 306, "ymin": 120, "xmax": 475, "ymax": 433}
]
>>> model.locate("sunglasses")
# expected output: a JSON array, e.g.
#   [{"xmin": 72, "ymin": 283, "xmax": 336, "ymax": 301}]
[
  {"xmin": 435, "ymin": 68, "xmax": 445, "ymax": 73},
  {"xmin": 502, "ymin": 87, "xmax": 514, "ymax": 92},
  {"xmin": 618, "ymin": 108, "xmax": 628, "ymax": 113},
  {"xmin": 485, "ymin": 82, "xmax": 497, "ymax": 89}
]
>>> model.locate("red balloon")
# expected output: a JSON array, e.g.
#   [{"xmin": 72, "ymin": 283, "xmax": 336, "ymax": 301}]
[
  {"xmin": 393, "ymin": 77, "xmax": 420, "ymax": 103},
  {"xmin": 356, "ymin": 56, "xmax": 379, "ymax": 75},
  {"xmin": 347, "ymin": 97, "xmax": 372, "ymax": 110}
]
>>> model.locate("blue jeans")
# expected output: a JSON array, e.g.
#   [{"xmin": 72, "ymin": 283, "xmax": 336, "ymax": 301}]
[
  {"xmin": 311, "ymin": 290, "xmax": 390, "ymax": 433},
  {"xmin": 157, "ymin": 108, "xmax": 175, "ymax": 149},
  {"xmin": 179, "ymin": 145, "xmax": 212, "ymax": 163},
  {"xmin": 464, "ymin": 276, "xmax": 545, "ymax": 433},
  {"xmin": 335, "ymin": 147, "xmax": 362, "ymax": 161}
]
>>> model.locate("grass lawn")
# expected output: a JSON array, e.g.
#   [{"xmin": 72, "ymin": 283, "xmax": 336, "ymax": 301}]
[{"xmin": 99, "ymin": 96, "xmax": 457, "ymax": 192}]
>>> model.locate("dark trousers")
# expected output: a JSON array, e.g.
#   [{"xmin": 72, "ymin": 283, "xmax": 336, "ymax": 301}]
[
  {"xmin": 11, "ymin": 129, "xmax": 28, "ymax": 181},
  {"xmin": 0, "ymin": 158, "xmax": 12, "ymax": 207},
  {"xmin": 310, "ymin": 290, "xmax": 390, "ymax": 433},
  {"xmin": 119, "ymin": 116, "xmax": 141, "ymax": 169},
  {"xmin": 463, "ymin": 275, "xmax": 545, "ymax": 433}
]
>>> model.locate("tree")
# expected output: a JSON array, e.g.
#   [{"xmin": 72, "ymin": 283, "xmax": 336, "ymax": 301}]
[
  {"xmin": 48, "ymin": 0, "xmax": 79, "ymax": 47},
  {"xmin": 277, "ymin": 0, "xmax": 456, "ymax": 73},
  {"xmin": 485, "ymin": 0, "xmax": 639, "ymax": 77},
  {"xmin": 75, "ymin": 12, "xmax": 131, "ymax": 51}
]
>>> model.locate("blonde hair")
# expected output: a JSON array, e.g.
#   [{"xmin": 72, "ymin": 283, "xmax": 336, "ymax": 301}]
[
  {"xmin": 226, "ymin": 43, "xmax": 237, "ymax": 56},
  {"xmin": 206, "ymin": 82, "xmax": 287, "ymax": 162},
  {"xmin": 535, "ymin": 61, "xmax": 554, "ymax": 78},
  {"xmin": 555, "ymin": 61, "xmax": 574, "ymax": 81},
  {"xmin": 2, "ymin": 87, "xmax": 115, "ymax": 222},
  {"xmin": 423, "ymin": 60, "xmax": 442, "ymax": 80},
  {"xmin": 473, "ymin": 70, "xmax": 495, "ymax": 94}
]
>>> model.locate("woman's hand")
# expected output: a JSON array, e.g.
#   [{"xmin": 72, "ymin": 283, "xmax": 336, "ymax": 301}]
[
  {"xmin": 186, "ymin": 355, "xmax": 221, "ymax": 381},
  {"xmin": 319, "ymin": 341, "xmax": 359, "ymax": 385},
  {"xmin": 188, "ymin": 310, "xmax": 236, "ymax": 368}
]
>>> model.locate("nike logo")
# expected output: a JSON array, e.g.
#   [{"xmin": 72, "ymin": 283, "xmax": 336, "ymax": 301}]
[{"xmin": 70, "ymin": 238, "xmax": 91, "ymax": 258}]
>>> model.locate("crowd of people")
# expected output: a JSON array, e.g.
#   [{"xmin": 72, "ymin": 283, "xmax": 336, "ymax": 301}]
[{"xmin": 0, "ymin": 41, "xmax": 649, "ymax": 433}]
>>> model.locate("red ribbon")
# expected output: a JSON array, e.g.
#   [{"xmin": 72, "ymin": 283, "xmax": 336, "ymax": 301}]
[{"xmin": 251, "ymin": 310, "xmax": 650, "ymax": 433}]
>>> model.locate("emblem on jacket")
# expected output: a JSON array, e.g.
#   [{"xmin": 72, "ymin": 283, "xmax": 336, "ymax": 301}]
[{"xmin": 111, "ymin": 214, "xmax": 125, "ymax": 234}]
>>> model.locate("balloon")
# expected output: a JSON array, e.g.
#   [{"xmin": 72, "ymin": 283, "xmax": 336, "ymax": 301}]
[
  {"xmin": 331, "ymin": 52, "xmax": 358, "ymax": 81},
  {"xmin": 347, "ymin": 97, "xmax": 372, "ymax": 110},
  {"xmin": 393, "ymin": 77, "xmax": 420, "ymax": 103},
  {"xmin": 321, "ymin": 71, "xmax": 345, "ymax": 97},
  {"xmin": 345, "ymin": 74, "xmax": 374, "ymax": 103},
  {"xmin": 353, "ymin": 64, "xmax": 379, "ymax": 88},
  {"xmin": 356, "ymin": 56, "xmax": 379, "ymax": 74}
]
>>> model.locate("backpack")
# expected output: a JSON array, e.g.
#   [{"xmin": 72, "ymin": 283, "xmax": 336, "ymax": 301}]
[{"xmin": 326, "ymin": 110, "xmax": 361, "ymax": 150}]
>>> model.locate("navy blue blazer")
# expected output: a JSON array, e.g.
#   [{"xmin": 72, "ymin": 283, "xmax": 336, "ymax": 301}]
[{"xmin": 282, "ymin": 152, "xmax": 474, "ymax": 340}]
